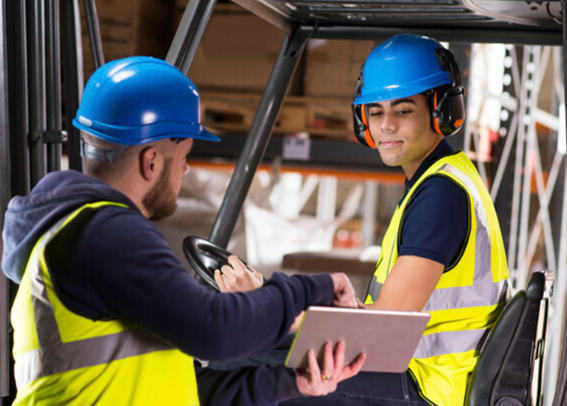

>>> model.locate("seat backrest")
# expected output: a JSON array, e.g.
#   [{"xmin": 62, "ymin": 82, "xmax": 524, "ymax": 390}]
[{"xmin": 465, "ymin": 270, "xmax": 553, "ymax": 406}]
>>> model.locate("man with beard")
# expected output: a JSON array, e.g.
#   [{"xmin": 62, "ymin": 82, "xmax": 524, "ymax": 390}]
[{"xmin": 2, "ymin": 56, "xmax": 365, "ymax": 406}]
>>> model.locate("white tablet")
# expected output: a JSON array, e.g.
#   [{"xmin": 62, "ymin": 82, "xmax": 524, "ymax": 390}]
[{"xmin": 285, "ymin": 306, "xmax": 430, "ymax": 373}]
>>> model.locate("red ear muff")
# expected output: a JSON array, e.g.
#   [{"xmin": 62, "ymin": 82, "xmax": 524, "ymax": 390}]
[
  {"xmin": 432, "ymin": 88, "xmax": 443, "ymax": 136},
  {"xmin": 361, "ymin": 105, "xmax": 376, "ymax": 148},
  {"xmin": 352, "ymin": 68, "xmax": 377, "ymax": 149},
  {"xmin": 352, "ymin": 104, "xmax": 376, "ymax": 149}
]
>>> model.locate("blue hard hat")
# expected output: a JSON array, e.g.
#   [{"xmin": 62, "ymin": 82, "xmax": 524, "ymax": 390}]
[
  {"xmin": 73, "ymin": 56, "xmax": 219, "ymax": 145},
  {"xmin": 354, "ymin": 34, "xmax": 452, "ymax": 105}
]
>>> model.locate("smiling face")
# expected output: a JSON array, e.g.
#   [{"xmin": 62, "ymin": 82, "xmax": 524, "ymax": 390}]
[{"xmin": 366, "ymin": 94, "xmax": 443, "ymax": 179}]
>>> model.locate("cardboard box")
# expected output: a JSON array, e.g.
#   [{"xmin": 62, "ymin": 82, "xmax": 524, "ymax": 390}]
[
  {"xmin": 186, "ymin": 8, "xmax": 302, "ymax": 94},
  {"xmin": 80, "ymin": 0, "xmax": 175, "ymax": 80},
  {"xmin": 304, "ymin": 39, "xmax": 378, "ymax": 98}
]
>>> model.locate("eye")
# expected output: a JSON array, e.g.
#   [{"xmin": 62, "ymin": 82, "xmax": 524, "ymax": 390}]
[{"xmin": 369, "ymin": 110, "xmax": 383, "ymax": 117}]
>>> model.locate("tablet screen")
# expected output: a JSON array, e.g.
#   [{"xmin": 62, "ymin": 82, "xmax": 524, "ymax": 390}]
[{"xmin": 285, "ymin": 306, "xmax": 430, "ymax": 373}]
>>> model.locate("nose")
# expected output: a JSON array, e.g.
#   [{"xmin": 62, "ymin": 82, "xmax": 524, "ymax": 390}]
[
  {"xmin": 183, "ymin": 161, "xmax": 189, "ymax": 174},
  {"xmin": 380, "ymin": 112, "xmax": 397, "ymax": 133}
]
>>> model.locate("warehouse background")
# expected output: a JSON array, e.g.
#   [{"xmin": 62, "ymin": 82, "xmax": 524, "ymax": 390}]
[{"xmin": 76, "ymin": 0, "xmax": 563, "ymax": 300}]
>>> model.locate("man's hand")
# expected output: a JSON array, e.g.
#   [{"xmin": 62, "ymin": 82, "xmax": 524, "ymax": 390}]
[
  {"xmin": 330, "ymin": 273, "xmax": 357, "ymax": 308},
  {"xmin": 295, "ymin": 341, "xmax": 366, "ymax": 397},
  {"xmin": 214, "ymin": 255, "xmax": 264, "ymax": 293}
]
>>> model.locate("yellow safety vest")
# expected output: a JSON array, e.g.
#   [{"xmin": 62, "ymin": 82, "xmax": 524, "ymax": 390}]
[
  {"xmin": 11, "ymin": 201, "xmax": 199, "ymax": 406},
  {"xmin": 365, "ymin": 152, "xmax": 509, "ymax": 406}
]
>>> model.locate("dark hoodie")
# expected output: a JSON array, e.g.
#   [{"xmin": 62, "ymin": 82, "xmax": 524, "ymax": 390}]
[
  {"xmin": 2, "ymin": 169, "xmax": 335, "ymax": 405},
  {"xmin": 2, "ymin": 170, "xmax": 133, "ymax": 283}
]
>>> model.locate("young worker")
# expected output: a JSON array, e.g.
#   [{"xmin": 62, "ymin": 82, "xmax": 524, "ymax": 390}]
[{"xmin": 279, "ymin": 34, "xmax": 510, "ymax": 406}]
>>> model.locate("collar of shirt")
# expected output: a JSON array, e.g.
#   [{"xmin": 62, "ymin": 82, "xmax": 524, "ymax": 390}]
[{"xmin": 399, "ymin": 138, "xmax": 457, "ymax": 204}]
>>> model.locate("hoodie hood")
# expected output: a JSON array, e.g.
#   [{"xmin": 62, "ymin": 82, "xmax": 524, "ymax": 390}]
[{"xmin": 2, "ymin": 170, "xmax": 138, "ymax": 283}]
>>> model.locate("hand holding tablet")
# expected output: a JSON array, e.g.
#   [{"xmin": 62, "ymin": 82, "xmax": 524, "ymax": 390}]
[{"xmin": 286, "ymin": 306, "xmax": 430, "ymax": 373}]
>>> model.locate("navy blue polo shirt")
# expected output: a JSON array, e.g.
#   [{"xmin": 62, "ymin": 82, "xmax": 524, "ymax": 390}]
[{"xmin": 397, "ymin": 139, "xmax": 469, "ymax": 269}]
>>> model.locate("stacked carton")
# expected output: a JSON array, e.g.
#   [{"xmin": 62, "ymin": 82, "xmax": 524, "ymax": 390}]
[
  {"xmin": 304, "ymin": 39, "xmax": 378, "ymax": 98},
  {"xmin": 183, "ymin": 4, "xmax": 301, "ymax": 94},
  {"xmin": 80, "ymin": 0, "xmax": 175, "ymax": 80},
  {"xmin": 81, "ymin": 0, "xmax": 380, "ymax": 138}
]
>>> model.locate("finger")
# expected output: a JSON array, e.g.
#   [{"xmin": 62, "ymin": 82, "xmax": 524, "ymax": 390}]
[
  {"xmin": 338, "ymin": 352, "xmax": 367, "ymax": 382},
  {"xmin": 249, "ymin": 266, "xmax": 261, "ymax": 277},
  {"xmin": 253, "ymin": 270, "xmax": 264, "ymax": 284},
  {"xmin": 341, "ymin": 278, "xmax": 357, "ymax": 308},
  {"xmin": 331, "ymin": 274, "xmax": 357, "ymax": 308},
  {"xmin": 333, "ymin": 340, "xmax": 346, "ymax": 374},
  {"xmin": 220, "ymin": 264, "xmax": 237, "ymax": 283},
  {"xmin": 248, "ymin": 265, "xmax": 263, "ymax": 280},
  {"xmin": 214, "ymin": 270, "xmax": 228, "ymax": 292},
  {"xmin": 307, "ymin": 348, "xmax": 322, "ymax": 383},
  {"xmin": 322, "ymin": 341, "xmax": 334, "ymax": 381},
  {"xmin": 356, "ymin": 299, "xmax": 367, "ymax": 309},
  {"xmin": 223, "ymin": 277, "xmax": 238, "ymax": 292},
  {"xmin": 227, "ymin": 255, "xmax": 247, "ymax": 274},
  {"xmin": 335, "ymin": 295, "xmax": 357, "ymax": 309}
]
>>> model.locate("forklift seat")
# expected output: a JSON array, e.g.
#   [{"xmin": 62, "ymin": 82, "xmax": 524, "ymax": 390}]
[{"xmin": 466, "ymin": 270, "xmax": 553, "ymax": 406}]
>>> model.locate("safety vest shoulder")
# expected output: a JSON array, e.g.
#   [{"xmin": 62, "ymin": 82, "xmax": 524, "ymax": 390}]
[
  {"xmin": 365, "ymin": 152, "xmax": 509, "ymax": 406},
  {"xmin": 11, "ymin": 201, "xmax": 199, "ymax": 406}
]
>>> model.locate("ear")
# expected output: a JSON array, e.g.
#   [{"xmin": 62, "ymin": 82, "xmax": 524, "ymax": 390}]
[{"xmin": 139, "ymin": 146, "xmax": 161, "ymax": 182}]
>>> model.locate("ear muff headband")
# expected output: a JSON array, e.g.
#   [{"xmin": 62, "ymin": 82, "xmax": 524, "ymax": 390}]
[{"xmin": 429, "ymin": 48, "xmax": 466, "ymax": 137}]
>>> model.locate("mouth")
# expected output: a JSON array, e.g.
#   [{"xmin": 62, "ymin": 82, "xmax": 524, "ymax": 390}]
[{"xmin": 379, "ymin": 140, "xmax": 403, "ymax": 149}]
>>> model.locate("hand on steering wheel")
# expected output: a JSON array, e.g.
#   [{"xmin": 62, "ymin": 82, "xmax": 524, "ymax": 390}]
[
  {"xmin": 182, "ymin": 236, "xmax": 260, "ymax": 292},
  {"xmin": 214, "ymin": 255, "xmax": 264, "ymax": 293}
]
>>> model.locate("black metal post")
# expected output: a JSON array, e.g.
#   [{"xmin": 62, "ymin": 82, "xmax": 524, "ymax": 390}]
[
  {"xmin": 27, "ymin": 0, "xmax": 47, "ymax": 187},
  {"xmin": 0, "ymin": 0, "xmax": 12, "ymax": 401},
  {"xmin": 45, "ymin": 0, "xmax": 63, "ymax": 173},
  {"xmin": 83, "ymin": 0, "xmax": 104, "ymax": 69},
  {"xmin": 166, "ymin": 0, "xmax": 217, "ymax": 74},
  {"xmin": 209, "ymin": 26, "xmax": 311, "ymax": 248},
  {"xmin": 6, "ymin": 0, "xmax": 29, "ymax": 197},
  {"xmin": 60, "ymin": 0, "xmax": 83, "ymax": 172}
]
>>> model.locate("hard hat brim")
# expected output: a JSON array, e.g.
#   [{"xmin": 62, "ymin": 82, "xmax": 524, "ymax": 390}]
[
  {"xmin": 73, "ymin": 117, "xmax": 220, "ymax": 144},
  {"xmin": 195, "ymin": 128, "xmax": 221, "ymax": 142}
]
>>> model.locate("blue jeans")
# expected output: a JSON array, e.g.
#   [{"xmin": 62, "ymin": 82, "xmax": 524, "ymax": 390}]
[{"xmin": 280, "ymin": 371, "xmax": 430, "ymax": 406}]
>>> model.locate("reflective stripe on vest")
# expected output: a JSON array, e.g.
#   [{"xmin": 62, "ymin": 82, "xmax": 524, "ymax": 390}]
[
  {"xmin": 11, "ymin": 202, "xmax": 199, "ymax": 405},
  {"xmin": 365, "ymin": 152, "xmax": 509, "ymax": 406}
]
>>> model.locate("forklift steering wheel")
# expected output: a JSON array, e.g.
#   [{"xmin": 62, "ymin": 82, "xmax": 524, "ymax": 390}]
[{"xmin": 182, "ymin": 236, "xmax": 236, "ymax": 292}]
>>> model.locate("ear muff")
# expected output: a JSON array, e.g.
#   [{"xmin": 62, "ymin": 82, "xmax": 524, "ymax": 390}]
[
  {"xmin": 429, "ymin": 48, "xmax": 466, "ymax": 137},
  {"xmin": 352, "ymin": 69, "xmax": 377, "ymax": 149},
  {"xmin": 429, "ymin": 85, "xmax": 465, "ymax": 136},
  {"xmin": 352, "ymin": 104, "xmax": 376, "ymax": 149}
]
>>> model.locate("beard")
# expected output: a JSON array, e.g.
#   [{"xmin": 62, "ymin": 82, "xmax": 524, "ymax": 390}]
[{"xmin": 142, "ymin": 157, "xmax": 178, "ymax": 221}]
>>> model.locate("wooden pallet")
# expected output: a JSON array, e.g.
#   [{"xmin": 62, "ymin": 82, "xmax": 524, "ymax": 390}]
[{"xmin": 200, "ymin": 91, "xmax": 355, "ymax": 139}]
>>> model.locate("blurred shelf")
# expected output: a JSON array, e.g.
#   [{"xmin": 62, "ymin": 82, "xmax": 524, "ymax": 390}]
[{"xmin": 189, "ymin": 134, "xmax": 406, "ymax": 182}]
